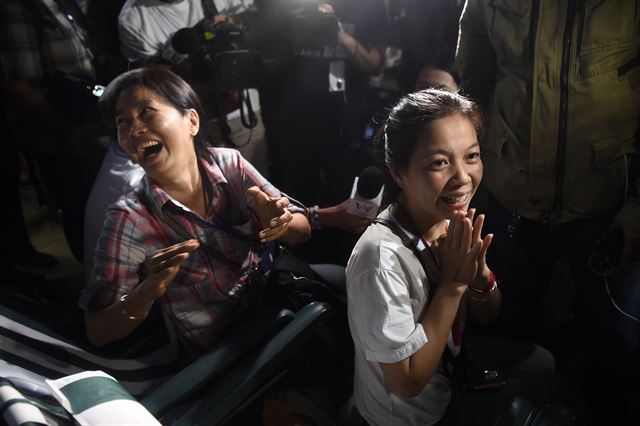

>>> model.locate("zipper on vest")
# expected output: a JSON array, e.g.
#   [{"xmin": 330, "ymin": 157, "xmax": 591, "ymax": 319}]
[
  {"xmin": 529, "ymin": 0, "xmax": 541, "ymax": 63},
  {"xmin": 553, "ymin": 0, "xmax": 578, "ymax": 211}
]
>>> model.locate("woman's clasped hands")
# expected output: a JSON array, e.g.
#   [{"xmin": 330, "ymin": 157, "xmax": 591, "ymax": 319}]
[{"xmin": 435, "ymin": 209, "xmax": 493, "ymax": 294}]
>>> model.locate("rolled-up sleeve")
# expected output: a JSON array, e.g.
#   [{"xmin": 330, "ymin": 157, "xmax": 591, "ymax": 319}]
[
  {"xmin": 79, "ymin": 205, "xmax": 147, "ymax": 310},
  {"xmin": 349, "ymin": 268, "xmax": 427, "ymax": 364}
]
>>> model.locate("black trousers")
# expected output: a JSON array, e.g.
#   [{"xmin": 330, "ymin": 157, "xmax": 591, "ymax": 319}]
[{"xmin": 444, "ymin": 335, "xmax": 573, "ymax": 426}]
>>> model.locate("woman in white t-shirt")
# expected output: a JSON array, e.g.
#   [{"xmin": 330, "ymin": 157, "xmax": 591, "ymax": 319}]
[{"xmin": 346, "ymin": 89, "xmax": 566, "ymax": 425}]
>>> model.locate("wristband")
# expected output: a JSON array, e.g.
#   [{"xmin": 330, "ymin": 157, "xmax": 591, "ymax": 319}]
[
  {"xmin": 469, "ymin": 271, "xmax": 498, "ymax": 294},
  {"xmin": 120, "ymin": 294, "xmax": 144, "ymax": 320},
  {"xmin": 307, "ymin": 205, "xmax": 321, "ymax": 231},
  {"xmin": 468, "ymin": 272, "xmax": 498, "ymax": 301}
]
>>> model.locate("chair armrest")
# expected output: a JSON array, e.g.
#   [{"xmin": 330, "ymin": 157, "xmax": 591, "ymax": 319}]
[
  {"xmin": 141, "ymin": 306, "xmax": 295, "ymax": 417},
  {"xmin": 175, "ymin": 302, "xmax": 334, "ymax": 426}
]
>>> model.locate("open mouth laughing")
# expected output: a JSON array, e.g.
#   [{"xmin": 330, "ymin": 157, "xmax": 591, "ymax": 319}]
[
  {"xmin": 137, "ymin": 141, "xmax": 163, "ymax": 160},
  {"xmin": 441, "ymin": 194, "xmax": 469, "ymax": 205}
]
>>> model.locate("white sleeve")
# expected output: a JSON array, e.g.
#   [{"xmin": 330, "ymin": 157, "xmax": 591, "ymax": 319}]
[
  {"xmin": 348, "ymin": 268, "xmax": 428, "ymax": 364},
  {"xmin": 118, "ymin": 11, "xmax": 158, "ymax": 62}
]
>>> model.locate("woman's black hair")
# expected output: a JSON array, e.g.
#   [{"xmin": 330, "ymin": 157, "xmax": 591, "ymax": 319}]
[
  {"xmin": 376, "ymin": 88, "xmax": 484, "ymax": 203},
  {"xmin": 101, "ymin": 66, "xmax": 214, "ymax": 164}
]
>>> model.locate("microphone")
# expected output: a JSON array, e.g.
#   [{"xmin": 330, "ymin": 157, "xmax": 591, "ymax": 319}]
[{"xmin": 346, "ymin": 166, "xmax": 385, "ymax": 220}]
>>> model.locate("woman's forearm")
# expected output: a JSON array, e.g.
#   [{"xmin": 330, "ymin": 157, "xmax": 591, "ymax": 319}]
[
  {"xmin": 85, "ymin": 289, "xmax": 154, "ymax": 347},
  {"xmin": 380, "ymin": 284, "xmax": 465, "ymax": 397},
  {"xmin": 467, "ymin": 287, "xmax": 502, "ymax": 324},
  {"xmin": 279, "ymin": 212, "xmax": 311, "ymax": 245}
]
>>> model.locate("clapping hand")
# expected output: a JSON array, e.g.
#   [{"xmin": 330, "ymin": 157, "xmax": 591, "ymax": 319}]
[
  {"xmin": 138, "ymin": 239, "xmax": 200, "ymax": 301},
  {"xmin": 247, "ymin": 186, "xmax": 293, "ymax": 243}
]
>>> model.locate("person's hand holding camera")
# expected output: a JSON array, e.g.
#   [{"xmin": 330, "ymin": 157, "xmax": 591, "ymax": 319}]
[
  {"xmin": 316, "ymin": 2, "xmax": 383, "ymax": 74},
  {"xmin": 317, "ymin": 3, "xmax": 348, "ymax": 43}
]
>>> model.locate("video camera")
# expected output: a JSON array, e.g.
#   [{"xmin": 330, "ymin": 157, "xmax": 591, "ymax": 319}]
[
  {"xmin": 168, "ymin": 1, "xmax": 342, "ymax": 90},
  {"xmin": 170, "ymin": 19, "xmax": 264, "ymax": 90},
  {"xmin": 252, "ymin": 0, "xmax": 340, "ymax": 50},
  {"xmin": 286, "ymin": 0, "xmax": 339, "ymax": 49}
]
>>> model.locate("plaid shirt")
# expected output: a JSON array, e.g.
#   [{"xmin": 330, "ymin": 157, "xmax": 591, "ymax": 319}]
[
  {"xmin": 81, "ymin": 148, "xmax": 294, "ymax": 352},
  {"xmin": 0, "ymin": 0, "xmax": 94, "ymax": 80}
]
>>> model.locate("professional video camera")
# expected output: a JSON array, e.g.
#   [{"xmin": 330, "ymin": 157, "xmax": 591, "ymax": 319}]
[
  {"xmin": 170, "ymin": 19, "xmax": 264, "ymax": 90},
  {"xmin": 254, "ymin": 0, "xmax": 339, "ymax": 52},
  {"xmin": 287, "ymin": 0, "xmax": 339, "ymax": 49},
  {"xmin": 168, "ymin": 0, "xmax": 341, "ymax": 91}
]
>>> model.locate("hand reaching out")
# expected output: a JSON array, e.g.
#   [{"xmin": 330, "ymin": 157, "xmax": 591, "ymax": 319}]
[
  {"xmin": 321, "ymin": 200, "xmax": 370, "ymax": 234},
  {"xmin": 247, "ymin": 186, "xmax": 293, "ymax": 243}
]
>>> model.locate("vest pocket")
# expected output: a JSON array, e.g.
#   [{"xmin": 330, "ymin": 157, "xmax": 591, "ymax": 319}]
[
  {"xmin": 575, "ymin": 0, "xmax": 636, "ymax": 79},
  {"xmin": 591, "ymin": 135, "xmax": 636, "ymax": 169},
  {"xmin": 577, "ymin": 0, "xmax": 634, "ymax": 56},
  {"xmin": 489, "ymin": 0, "xmax": 533, "ymax": 62}
]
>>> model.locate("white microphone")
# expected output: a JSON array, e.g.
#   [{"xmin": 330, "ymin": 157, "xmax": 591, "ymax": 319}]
[{"xmin": 347, "ymin": 166, "xmax": 385, "ymax": 220}]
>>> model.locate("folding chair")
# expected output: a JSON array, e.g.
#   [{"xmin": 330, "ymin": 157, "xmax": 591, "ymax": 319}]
[{"xmin": 1, "ymin": 301, "xmax": 333, "ymax": 425}]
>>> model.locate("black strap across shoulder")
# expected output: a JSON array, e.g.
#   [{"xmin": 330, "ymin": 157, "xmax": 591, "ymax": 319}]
[
  {"xmin": 136, "ymin": 189, "xmax": 242, "ymax": 270},
  {"xmin": 373, "ymin": 217, "xmax": 438, "ymax": 304},
  {"xmin": 201, "ymin": 0, "xmax": 219, "ymax": 19},
  {"xmin": 373, "ymin": 217, "xmax": 458, "ymax": 374}
]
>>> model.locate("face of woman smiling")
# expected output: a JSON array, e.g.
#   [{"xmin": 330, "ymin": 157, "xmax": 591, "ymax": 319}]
[
  {"xmin": 115, "ymin": 85, "xmax": 199, "ymax": 180},
  {"xmin": 391, "ymin": 113, "xmax": 482, "ymax": 228}
]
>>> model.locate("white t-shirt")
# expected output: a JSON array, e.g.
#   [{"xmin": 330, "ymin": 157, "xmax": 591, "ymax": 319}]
[
  {"xmin": 83, "ymin": 142, "xmax": 145, "ymax": 280},
  {"xmin": 346, "ymin": 207, "xmax": 455, "ymax": 426},
  {"xmin": 119, "ymin": 0, "xmax": 203, "ymax": 62},
  {"xmin": 118, "ymin": 0, "xmax": 254, "ymax": 62}
]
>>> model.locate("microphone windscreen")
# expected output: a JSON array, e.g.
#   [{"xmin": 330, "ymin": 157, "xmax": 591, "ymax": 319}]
[
  {"xmin": 356, "ymin": 166, "xmax": 384, "ymax": 199},
  {"xmin": 171, "ymin": 28, "xmax": 200, "ymax": 55}
]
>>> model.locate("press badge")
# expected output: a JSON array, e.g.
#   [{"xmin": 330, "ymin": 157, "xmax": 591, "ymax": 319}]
[{"xmin": 329, "ymin": 60, "xmax": 345, "ymax": 92}]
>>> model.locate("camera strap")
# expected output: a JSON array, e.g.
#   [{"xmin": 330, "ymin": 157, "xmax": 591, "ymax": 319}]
[
  {"xmin": 372, "ymin": 218, "xmax": 437, "ymax": 304},
  {"xmin": 372, "ymin": 217, "xmax": 458, "ymax": 377},
  {"xmin": 201, "ymin": 0, "xmax": 219, "ymax": 19}
]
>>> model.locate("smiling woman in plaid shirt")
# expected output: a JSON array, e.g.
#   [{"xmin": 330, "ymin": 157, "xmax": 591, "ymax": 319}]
[{"xmin": 80, "ymin": 67, "xmax": 310, "ymax": 356}]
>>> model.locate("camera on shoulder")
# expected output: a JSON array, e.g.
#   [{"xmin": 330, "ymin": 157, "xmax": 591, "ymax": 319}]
[{"xmin": 170, "ymin": 19, "xmax": 264, "ymax": 91}]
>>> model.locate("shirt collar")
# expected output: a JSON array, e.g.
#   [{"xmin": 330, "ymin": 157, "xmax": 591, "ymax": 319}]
[{"xmin": 141, "ymin": 156, "xmax": 227, "ymax": 210}]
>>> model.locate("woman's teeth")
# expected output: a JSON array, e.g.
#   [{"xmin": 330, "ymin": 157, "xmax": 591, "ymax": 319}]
[
  {"xmin": 442, "ymin": 195, "xmax": 467, "ymax": 204},
  {"xmin": 137, "ymin": 141, "xmax": 160, "ymax": 153},
  {"xmin": 138, "ymin": 141, "xmax": 162, "ymax": 159}
]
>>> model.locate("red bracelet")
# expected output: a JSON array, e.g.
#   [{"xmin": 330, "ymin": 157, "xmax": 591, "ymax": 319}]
[
  {"xmin": 488, "ymin": 271, "xmax": 498, "ymax": 290},
  {"xmin": 469, "ymin": 271, "xmax": 498, "ymax": 294}
]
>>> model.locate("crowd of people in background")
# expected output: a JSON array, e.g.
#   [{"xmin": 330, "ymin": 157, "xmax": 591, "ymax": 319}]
[{"xmin": 1, "ymin": 0, "xmax": 638, "ymax": 425}]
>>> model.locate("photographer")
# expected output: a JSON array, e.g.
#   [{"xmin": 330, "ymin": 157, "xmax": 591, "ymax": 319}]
[
  {"xmin": 118, "ymin": 0, "xmax": 259, "ymax": 147},
  {"xmin": 118, "ymin": 0, "xmax": 254, "ymax": 65},
  {"xmin": 257, "ymin": 0, "xmax": 386, "ymax": 207}
]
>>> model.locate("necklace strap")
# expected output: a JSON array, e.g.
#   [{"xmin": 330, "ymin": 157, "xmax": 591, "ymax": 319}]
[{"xmin": 137, "ymin": 188, "xmax": 243, "ymax": 270}]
